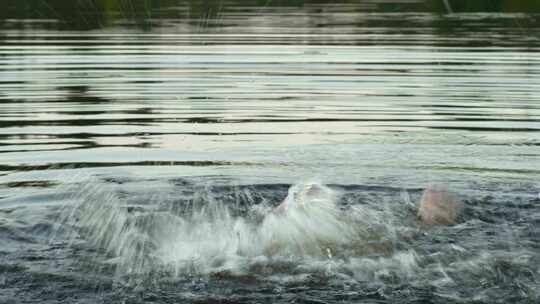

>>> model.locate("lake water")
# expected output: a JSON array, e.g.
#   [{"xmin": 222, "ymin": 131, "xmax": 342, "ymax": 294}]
[{"xmin": 1, "ymin": 0, "xmax": 540, "ymax": 303}]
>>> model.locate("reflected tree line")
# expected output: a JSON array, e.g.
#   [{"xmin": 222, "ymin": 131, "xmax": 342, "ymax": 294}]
[{"xmin": 0, "ymin": 0, "xmax": 539, "ymax": 31}]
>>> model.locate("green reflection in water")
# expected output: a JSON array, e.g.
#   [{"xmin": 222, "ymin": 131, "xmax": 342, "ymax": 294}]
[{"xmin": 1, "ymin": 0, "xmax": 539, "ymax": 32}]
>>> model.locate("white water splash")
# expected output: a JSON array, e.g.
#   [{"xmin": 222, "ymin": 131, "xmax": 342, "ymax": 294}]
[{"xmin": 61, "ymin": 180, "xmax": 416, "ymax": 280}]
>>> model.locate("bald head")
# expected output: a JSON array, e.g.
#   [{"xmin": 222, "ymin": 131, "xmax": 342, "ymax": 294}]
[{"xmin": 418, "ymin": 186, "xmax": 461, "ymax": 226}]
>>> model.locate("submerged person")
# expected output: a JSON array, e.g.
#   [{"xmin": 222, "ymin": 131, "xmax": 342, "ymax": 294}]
[
  {"xmin": 259, "ymin": 182, "xmax": 463, "ymax": 258},
  {"xmin": 274, "ymin": 183, "xmax": 462, "ymax": 227}
]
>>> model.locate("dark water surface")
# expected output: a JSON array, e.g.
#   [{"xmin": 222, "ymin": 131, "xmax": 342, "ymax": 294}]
[{"xmin": 1, "ymin": 1, "xmax": 540, "ymax": 303}]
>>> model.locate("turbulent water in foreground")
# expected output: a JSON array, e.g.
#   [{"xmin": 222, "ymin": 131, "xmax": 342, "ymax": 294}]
[{"xmin": 1, "ymin": 0, "xmax": 540, "ymax": 303}]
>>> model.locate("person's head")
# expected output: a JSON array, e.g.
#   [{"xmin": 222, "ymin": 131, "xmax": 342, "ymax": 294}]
[{"xmin": 418, "ymin": 185, "xmax": 461, "ymax": 226}]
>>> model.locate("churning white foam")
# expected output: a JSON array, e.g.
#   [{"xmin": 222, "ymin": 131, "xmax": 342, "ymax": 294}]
[{"xmin": 62, "ymin": 181, "xmax": 414, "ymax": 279}]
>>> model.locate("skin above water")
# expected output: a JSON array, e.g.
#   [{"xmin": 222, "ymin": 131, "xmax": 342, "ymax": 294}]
[{"xmin": 417, "ymin": 186, "xmax": 462, "ymax": 226}]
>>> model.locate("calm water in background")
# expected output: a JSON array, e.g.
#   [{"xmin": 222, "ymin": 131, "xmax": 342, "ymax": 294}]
[{"xmin": 1, "ymin": 1, "xmax": 540, "ymax": 303}]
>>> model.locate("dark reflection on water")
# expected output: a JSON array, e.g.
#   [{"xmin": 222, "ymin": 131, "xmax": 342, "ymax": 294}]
[{"xmin": 1, "ymin": 0, "xmax": 540, "ymax": 303}]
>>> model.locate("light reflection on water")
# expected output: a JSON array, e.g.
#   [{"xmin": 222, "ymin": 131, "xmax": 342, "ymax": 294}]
[{"xmin": 0, "ymin": 0, "xmax": 540, "ymax": 303}]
